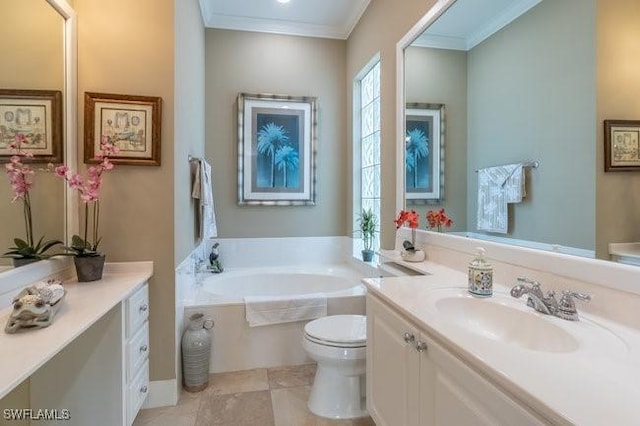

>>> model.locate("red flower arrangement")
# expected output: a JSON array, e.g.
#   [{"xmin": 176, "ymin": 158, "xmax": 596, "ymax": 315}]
[
  {"xmin": 426, "ymin": 208, "xmax": 453, "ymax": 232},
  {"xmin": 394, "ymin": 209, "xmax": 419, "ymax": 229}
]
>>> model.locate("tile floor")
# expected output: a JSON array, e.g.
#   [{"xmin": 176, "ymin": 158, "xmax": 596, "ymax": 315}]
[{"xmin": 133, "ymin": 364, "xmax": 376, "ymax": 426}]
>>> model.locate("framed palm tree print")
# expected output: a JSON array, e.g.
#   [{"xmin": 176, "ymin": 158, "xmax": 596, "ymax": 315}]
[
  {"xmin": 405, "ymin": 103, "xmax": 445, "ymax": 202},
  {"xmin": 237, "ymin": 93, "xmax": 317, "ymax": 206}
]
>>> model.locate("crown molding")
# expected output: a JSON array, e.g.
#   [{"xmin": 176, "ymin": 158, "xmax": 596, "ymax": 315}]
[
  {"xmin": 466, "ymin": 0, "xmax": 542, "ymax": 49},
  {"xmin": 411, "ymin": 33, "xmax": 467, "ymax": 51},
  {"xmin": 412, "ymin": 0, "xmax": 542, "ymax": 51},
  {"xmin": 343, "ymin": 0, "xmax": 371, "ymax": 39},
  {"xmin": 204, "ymin": 14, "xmax": 347, "ymax": 39},
  {"xmin": 199, "ymin": 0, "xmax": 371, "ymax": 40}
]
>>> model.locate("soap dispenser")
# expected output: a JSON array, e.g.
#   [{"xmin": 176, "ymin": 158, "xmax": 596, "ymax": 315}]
[{"xmin": 468, "ymin": 247, "xmax": 493, "ymax": 297}]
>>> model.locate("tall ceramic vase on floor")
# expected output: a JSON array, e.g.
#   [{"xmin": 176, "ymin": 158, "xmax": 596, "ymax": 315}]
[{"xmin": 182, "ymin": 313, "xmax": 215, "ymax": 392}]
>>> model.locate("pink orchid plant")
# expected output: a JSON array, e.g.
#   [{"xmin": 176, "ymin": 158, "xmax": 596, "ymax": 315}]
[
  {"xmin": 55, "ymin": 136, "xmax": 118, "ymax": 257},
  {"xmin": 3, "ymin": 134, "xmax": 62, "ymax": 260}
]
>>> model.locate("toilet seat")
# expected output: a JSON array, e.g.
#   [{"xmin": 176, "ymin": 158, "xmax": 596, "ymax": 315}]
[{"xmin": 304, "ymin": 315, "xmax": 366, "ymax": 348}]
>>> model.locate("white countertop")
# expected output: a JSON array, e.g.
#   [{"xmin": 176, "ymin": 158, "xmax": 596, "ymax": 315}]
[
  {"xmin": 0, "ymin": 262, "xmax": 153, "ymax": 400},
  {"xmin": 365, "ymin": 259, "xmax": 640, "ymax": 425}
]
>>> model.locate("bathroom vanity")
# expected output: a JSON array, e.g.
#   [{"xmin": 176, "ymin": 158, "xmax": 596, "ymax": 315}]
[
  {"xmin": 367, "ymin": 291, "xmax": 544, "ymax": 425},
  {"xmin": 366, "ymin": 240, "xmax": 640, "ymax": 426},
  {"xmin": 0, "ymin": 261, "xmax": 152, "ymax": 426}
]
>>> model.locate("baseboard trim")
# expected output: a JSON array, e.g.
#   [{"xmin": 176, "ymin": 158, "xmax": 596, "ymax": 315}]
[{"xmin": 142, "ymin": 379, "xmax": 178, "ymax": 409}]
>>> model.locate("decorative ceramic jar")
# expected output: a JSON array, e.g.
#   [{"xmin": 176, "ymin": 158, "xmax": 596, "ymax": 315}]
[
  {"xmin": 74, "ymin": 254, "xmax": 106, "ymax": 282},
  {"xmin": 182, "ymin": 313, "xmax": 215, "ymax": 392}
]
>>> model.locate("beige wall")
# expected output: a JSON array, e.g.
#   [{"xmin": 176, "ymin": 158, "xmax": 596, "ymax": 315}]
[
  {"xmin": 405, "ymin": 46, "xmax": 467, "ymax": 231},
  {"xmin": 175, "ymin": 0, "xmax": 205, "ymax": 262},
  {"xmin": 596, "ymin": 0, "xmax": 640, "ymax": 258},
  {"xmin": 205, "ymin": 29, "xmax": 347, "ymax": 237},
  {"xmin": 346, "ymin": 0, "xmax": 439, "ymax": 248},
  {"xmin": 467, "ymin": 0, "xmax": 596, "ymax": 250},
  {"xmin": 0, "ymin": 0, "xmax": 65, "ymax": 265},
  {"xmin": 76, "ymin": 0, "xmax": 176, "ymax": 381}
]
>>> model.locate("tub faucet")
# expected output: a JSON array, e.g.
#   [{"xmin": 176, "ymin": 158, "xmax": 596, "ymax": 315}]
[{"xmin": 510, "ymin": 277, "xmax": 591, "ymax": 321}]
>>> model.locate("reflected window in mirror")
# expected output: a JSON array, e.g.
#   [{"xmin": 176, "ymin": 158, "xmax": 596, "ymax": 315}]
[{"xmin": 353, "ymin": 58, "xmax": 381, "ymax": 251}]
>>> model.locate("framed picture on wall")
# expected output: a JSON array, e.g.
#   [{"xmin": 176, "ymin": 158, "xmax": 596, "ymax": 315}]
[
  {"xmin": 405, "ymin": 103, "xmax": 445, "ymax": 201},
  {"xmin": 0, "ymin": 89, "xmax": 63, "ymax": 163},
  {"xmin": 84, "ymin": 92, "xmax": 162, "ymax": 166},
  {"xmin": 604, "ymin": 120, "xmax": 640, "ymax": 171},
  {"xmin": 237, "ymin": 93, "xmax": 317, "ymax": 206}
]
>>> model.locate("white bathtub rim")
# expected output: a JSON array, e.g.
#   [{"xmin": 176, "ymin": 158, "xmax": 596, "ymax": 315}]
[{"xmin": 184, "ymin": 262, "xmax": 371, "ymax": 307}]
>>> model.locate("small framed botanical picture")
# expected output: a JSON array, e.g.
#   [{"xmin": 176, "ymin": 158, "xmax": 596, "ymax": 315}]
[
  {"xmin": 237, "ymin": 93, "xmax": 317, "ymax": 206},
  {"xmin": 604, "ymin": 120, "xmax": 640, "ymax": 171},
  {"xmin": 84, "ymin": 92, "xmax": 162, "ymax": 166},
  {"xmin": 0, "ymin": 89, "xmax": 63, "ymax": 163}
]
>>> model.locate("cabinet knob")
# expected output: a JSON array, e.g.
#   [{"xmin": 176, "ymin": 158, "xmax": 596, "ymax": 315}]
[
  {"xmin": 140, "ymin": 385, "xmax": 148, "ymax": 393},
  {"xmin": 140, "ymin": 344, "xmax": 148, "ymax": 353},
  {"xmin": 403, "ymin": 332, "xmax": 415, "ymax": 343},
  {"xmin": 139, "ymin": 304, "xmax": 148, "ymax": 312},
  {"xmin": 416, "ymin": 341, "xmax": 428, "ymax": 352}
]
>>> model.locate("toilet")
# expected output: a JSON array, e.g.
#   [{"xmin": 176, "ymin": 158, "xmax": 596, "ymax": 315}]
[{"xmin": 302, "ymin": 314, "xmax": 367, "ymax": 419}]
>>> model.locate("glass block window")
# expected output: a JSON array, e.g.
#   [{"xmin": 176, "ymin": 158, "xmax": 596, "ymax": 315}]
[{"xmin": 358, "ymin": 61, "xmax": 381, "ymax": 250}]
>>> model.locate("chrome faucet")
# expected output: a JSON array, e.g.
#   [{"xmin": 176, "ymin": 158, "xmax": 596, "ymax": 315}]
[{"xmin": 510, "ymin": 277, "xmax": 591, "ymax": 321}]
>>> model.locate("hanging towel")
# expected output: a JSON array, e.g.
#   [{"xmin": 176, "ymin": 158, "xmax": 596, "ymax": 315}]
[
  {"xmin": 191, "ymin": 159, "xmax": 218, "ymax": 240},
  {"xmin": 477, "ymin": 164, "xmax": 525, "ymax": 234},
  {"xmin": 245, "ymin": 294, "xmax": 327, "ymax": 327}
]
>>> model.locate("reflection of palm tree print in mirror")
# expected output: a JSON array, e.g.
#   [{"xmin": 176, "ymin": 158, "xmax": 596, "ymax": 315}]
[
  {"xmin": 405, "ymin": 121, "xmax": 430, "ymax": 190},
  {"xmin": 255, "ymin": 113, "xmax": 300, "ymax": 189}
]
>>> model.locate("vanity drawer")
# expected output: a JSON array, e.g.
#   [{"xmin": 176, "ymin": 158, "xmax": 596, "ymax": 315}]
[
  {"xmin": 127, "ymin": 284, "xmax": 149, "ymax": 337},
  {"xmin": 127, "ymin": 322, "xmax": 150, "ymax": 381},
  {"xmin": 127, "ymin": 359, "xmax": 149, "ymax": 426}
]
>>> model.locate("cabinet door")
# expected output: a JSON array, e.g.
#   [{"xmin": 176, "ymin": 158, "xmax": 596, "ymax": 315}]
[
  {"xmin": 367, "ymin": 294, "xmax": 421, "ymax": 426},
  {"xmin": 421, "ymin": 337, "xmax": 547, "ymax": 426}
]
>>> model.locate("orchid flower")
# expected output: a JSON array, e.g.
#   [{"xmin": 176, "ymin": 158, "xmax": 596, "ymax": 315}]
[
  {"xmin": 3, "ymin": 134, "xmax": 62, "ymax": 260},
  {"xmin": 395, "ymin": 209, "xmax": 419, "ymax": 229},
  {"xmin": 426, "ymin": 208, "xmax": 453, "ymax": 232},
  {"xmin": 54, "ymin": 136, "xmax": 118, "ymax": 255}
]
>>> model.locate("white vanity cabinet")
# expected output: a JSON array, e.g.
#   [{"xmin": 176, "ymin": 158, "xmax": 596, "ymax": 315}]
[
  {"xmin": 0, "ymin": 262, "xmax": 153, "ymax": 426},
  {"xmin": 125, "ymin": 283, "xmax": 150, "ymax": 425},
  {"xmin": 366, "ymin": 293, "xmax": 546, "ymax": 426}
]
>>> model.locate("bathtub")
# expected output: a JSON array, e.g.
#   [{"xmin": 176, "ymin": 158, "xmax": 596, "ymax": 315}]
[{"xmin": 183, "ymin": 263, "xmax": 371, "ymax": 373}]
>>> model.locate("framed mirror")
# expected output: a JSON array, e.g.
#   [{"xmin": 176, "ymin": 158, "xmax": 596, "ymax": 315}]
[
  {"xmin": 397, "ymin": 0, "xmax": 598, "ymax": 259},
  {"xmin": 0, "ymin": 0, "xmax": 77, "ymax": 272}
]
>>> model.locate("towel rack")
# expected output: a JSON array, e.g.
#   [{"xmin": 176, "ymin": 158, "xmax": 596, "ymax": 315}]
[
  {"xmin": 475, "ymin": 161, "xmax": 539, "ymax": 173},
  {"xmin": 188, "ymin": 155, "xmax": 200, "ymax": 162}
]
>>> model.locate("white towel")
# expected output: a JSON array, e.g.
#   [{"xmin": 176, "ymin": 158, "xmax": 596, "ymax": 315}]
[
  {"xmin": 191, "ymin": 159, "xmax": 217, "ymax": 240},
  {"xmin": 477, "ymin": 164, "xmax": 526, "ymax": 234},
  {"xmin": 245, "ymin": 294, "xmax": 327, "ymax": 327}
]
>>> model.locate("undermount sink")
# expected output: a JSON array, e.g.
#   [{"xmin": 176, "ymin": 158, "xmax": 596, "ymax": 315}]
[
  {"xmin": 435, "ymin": 296, "xmax": 579, "ymax": 353},
  {"xmin": 426, "ymin": 289, "xmax": 628, "ymax": 357}
]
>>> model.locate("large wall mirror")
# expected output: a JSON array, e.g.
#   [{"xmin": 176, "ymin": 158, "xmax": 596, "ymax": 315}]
[
  {"xmin": 0, "ymin": 0, "xmax": 77, "ymax": 272},
  {"xmin": 399, "ymin": 0, "xmax": 598, "ymax": 259}
]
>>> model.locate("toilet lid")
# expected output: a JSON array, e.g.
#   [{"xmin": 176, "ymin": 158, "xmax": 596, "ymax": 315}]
[{"xmin": 304, "ymin": 315, "xmax": 366, "ymax": 347}]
